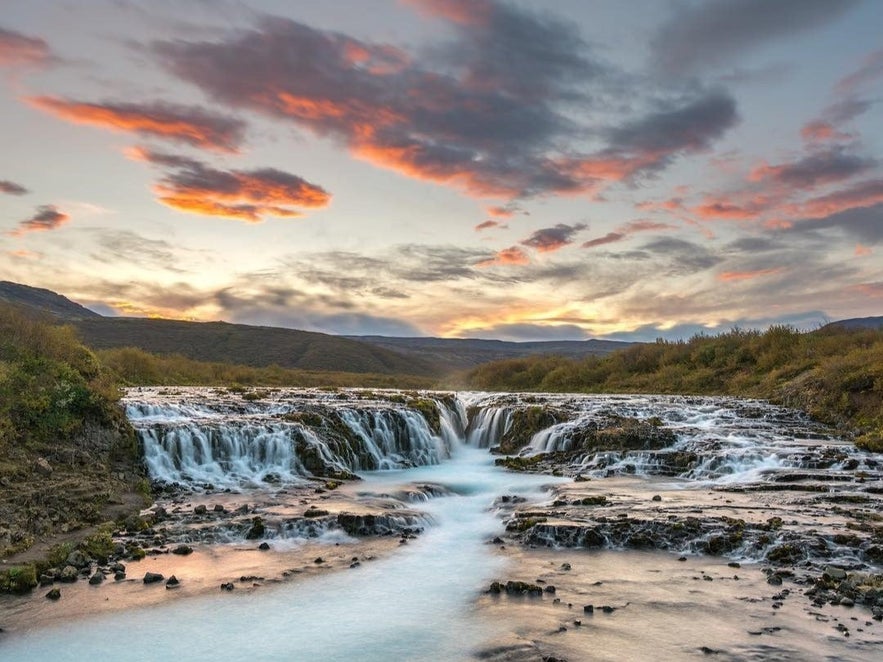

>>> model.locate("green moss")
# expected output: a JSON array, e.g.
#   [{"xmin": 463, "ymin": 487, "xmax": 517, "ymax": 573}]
[
  {"xmin": 0, "ymin": 564, "xmax": 38, "ymax": 594},
  {"xmin": 79, "ymin": 526, "xmax": 115, "ymax": 563}
]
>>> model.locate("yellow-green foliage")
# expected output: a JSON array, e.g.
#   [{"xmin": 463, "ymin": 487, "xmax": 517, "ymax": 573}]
[
  {"xmin": 97, "ymin": 346, "xmax": 435, "ymax": 390},
  {"xmin": 0, "ymin": 305, "xmax": 121, "ymax": 448},
  {"xmin": 467, "ymin": 326, "xmax": 883, "ymax": 445}
]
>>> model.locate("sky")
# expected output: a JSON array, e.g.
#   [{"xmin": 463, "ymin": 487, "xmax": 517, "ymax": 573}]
[{"xmin": 1, "ymin": 0, "xmax": 882, "ymax": 342}]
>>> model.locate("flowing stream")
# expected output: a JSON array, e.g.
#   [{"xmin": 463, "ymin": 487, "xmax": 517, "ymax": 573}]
[{"xmin": 2, "ymin": 388, "xmax": 881, "ymax": 660}]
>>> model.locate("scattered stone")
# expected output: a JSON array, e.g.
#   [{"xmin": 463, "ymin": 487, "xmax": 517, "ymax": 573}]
[
  {"xmin": 45, "ymin": 588, "xmax": 61, "ymax": 600},
  {"xmin": 114, "ymin": 571, "xmax": 126, "ymax": 581},
  {"xmin": 560, "ymin": 563, "xmax": 571, "ymax": 571},
  {"xmin": 65, "ymin": 550, "xmax": 89, "ymax": 569},
  {"xmin": 143, "ymin": 572, "xmax": 164, "ymax": 584},
  {"xmin": 583, "ymin": 605, "xmax": 594, "ymax": 614},
  {"xmin": 652, "ymin": 495, "xmax": 662, "ymax": 502},
  {"xmin": 699, "ymin": 646, "xmax": 720, "ymax": 655},
  {"xmin": 245, "ymin": 517, "xmax": 265, "ymax": 540},
  {"xmin": 166, "ymin": 575, "xmax": 180, "ymax": 589},
  {"xmin": 88, "ymin": 573, "xmax": 104, "ymax": 585},
  {"xmin": 194, "ymin": 505, "xmax": 208, "ymax": 515},
  {"xmin": 258, "ymin": 542, "xmax": 271, "ymax": 551},
  {"xmin": 678, "ymin": 556, "xmax": 687, "ymax": 562},
  {"xmin": 314, "ymin": 557, "xmax": 324, "ymax": 564},
  {"xmin": 600, "ymin": 605, "xmax": 616, "ymax": 614},
  {"xmin": 304, "ymin": 507, "xmax": 330, "ymax": 518},
  {"xmin": 213, "ymin": 504, "xmax": 226, "ymax": 513},
  {"xmin": 544, "ymin": 585, "xmax": 557, "ymax": 594},
  {"xmin": 220, "ymin": 582, "xmax": 235, "ymax": 591},
  {"xmin": 728, "ymin": 562, "xmax": 741, "ymax": 568},
  {"xmin": 34, "ymin": 457, "xmax": 53, "ymax": 476},
  {"xmin": 172, "ymin": 544, "xmax": 193, "ymax": 555},
  {"xmin": 59, "ymin": 565, "xmax": 79, "ymax": 583},
  {"xmin": 824, "ymin": 566, "xmax": 847, "ymax": 581}
]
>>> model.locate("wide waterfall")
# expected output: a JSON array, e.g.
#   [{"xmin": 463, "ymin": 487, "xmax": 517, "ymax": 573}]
[
  {"xmin": 3, "ymin": 388, "xmax": 881, "ymax": 662},
  {"xmin": 127, "ymin": 388, "xmax": 464, "ymax": 488}
]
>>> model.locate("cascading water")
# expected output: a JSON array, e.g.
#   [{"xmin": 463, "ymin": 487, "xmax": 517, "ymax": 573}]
[
  {"xmin": 128, "ymin": 388, "xmax": 464, "ymax": 489},
  {"xmin": 3, "ymin": 388, "xmax": 881, "ymax": 662}
]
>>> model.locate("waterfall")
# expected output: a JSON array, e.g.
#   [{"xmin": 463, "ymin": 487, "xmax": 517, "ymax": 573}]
[
  {"xmin": 128, "ymin": 389, "xmax": 466, "ymax": 488},
  {"xmin": 465, "ymin": 406, "xmax": 511, "ymax": 448}
]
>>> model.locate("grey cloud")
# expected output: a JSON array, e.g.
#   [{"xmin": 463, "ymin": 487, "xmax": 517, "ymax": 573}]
[
  {"xmin": 755, "ymin": 147, "xmax": 876, "ymax": 189},
  {"xmin": 788, "ymin": 202, "xmax": 883, "ymax": 244},
  {"xmin": 152, "ymin": 4, "xmax": 735, "ymax": 202},
  {"xmin": 639, "ymin": 237, "xmax": 723, "ymax": 274},
  {"xmin": 606, "ymin": 92, "xmax": 738, "ymax": 161},
  {"xmin": 651, "ymin": 0, "xmax": 860, "ymax": 74},
  {"xmin": 520, "ymin": 223, "xmax": 587, "ymax": 252},
  {"xmin": 0, "ymin": 179, "xmax": 28, "ymax": 195}
]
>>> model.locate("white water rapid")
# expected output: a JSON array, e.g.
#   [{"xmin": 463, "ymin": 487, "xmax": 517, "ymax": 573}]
[
  {"xmin": 2, "ymin": 446, "xmax": 562, "ymax": 661},
  {"xmin": 3, "ymin": 388, "xmax": 881, "ymax": 661}
]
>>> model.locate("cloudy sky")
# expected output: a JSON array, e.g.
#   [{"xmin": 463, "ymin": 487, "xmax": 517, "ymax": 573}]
[{"xmin": 1, "ymin": 0, "xmax": 882, "ymax": 341}]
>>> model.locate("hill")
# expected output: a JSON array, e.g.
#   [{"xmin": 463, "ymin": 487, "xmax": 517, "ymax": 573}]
[
  {"xmin": 345, "ymin": 335, "xmax": 634, "ymax": 371},
  {"xmin": 73, "ymin": 317, "xmax": 440, "ymax": 376},
  {"xmin": 0, "ymin": 281, "xmax": 100, "ymax": 320},
  {"xmin": 824, "ymin": 316, "xmax": 883, "ymax": 331}
]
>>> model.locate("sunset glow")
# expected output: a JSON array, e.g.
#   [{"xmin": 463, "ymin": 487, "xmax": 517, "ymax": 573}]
[{"xmin": 1, "ymin": 1, "xmax": 881, "ymax": 341}]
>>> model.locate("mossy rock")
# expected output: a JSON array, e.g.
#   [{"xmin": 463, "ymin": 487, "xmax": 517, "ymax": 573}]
[
  {"xmin": 0, "ymin": 564, "xmax": 38, "ymax": 594},
  {"xmin": 500, "ymin": 407, "xmax": 568, "ymax": 454}
]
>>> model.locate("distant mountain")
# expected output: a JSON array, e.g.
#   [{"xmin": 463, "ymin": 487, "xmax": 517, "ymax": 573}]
[
  {"xmin": 824, "ymin": 316, "xmax": 883, "ymax": 331},
  {"xmin": 1, "ymin": 280, "xmax": 636, "ymax": 377},
  {"xmin": 345, "ymin": 335, "xmax": 636, "ymax": 371},
  {"xmin": 0, "ymin": 281, "xmax": 101, "ymax": 320},
  {"xmin": 73, "ymin": 318, "xmax": 440, "ymax": 376}
]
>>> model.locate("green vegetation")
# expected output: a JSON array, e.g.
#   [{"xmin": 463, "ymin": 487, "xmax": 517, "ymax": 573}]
[
  {"xmin": 98, "ymin": 346, "xmax": 435, "ymax": 389},
  {"xmin": 0, "ymin": 303, "xmax": 144, "ymax": 571},
  {"xmin": 467, "ymin": 325, "xmax": 883, "ymax": 448}
]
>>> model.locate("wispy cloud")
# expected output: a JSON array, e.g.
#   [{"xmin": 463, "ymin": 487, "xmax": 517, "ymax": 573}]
[
  {"xmin": 650, "ymin": 0, "xmax": 859, "ymax": 74},
  {"xmin": 582, "ymin": 219, "xmax": 677, "ymax": 249},
  {"xmin": 9, "ymin": 204, "xmax": 69, "ymax": 236},
  {"xmin": 0, "ymin": 179, "xmax": 28, "ymax": 195},
  {"xmin": 0, "ymin": 26, "xmax": 54, "ymax": 68},
  {"xmin": 520, "ymin": 223, "xmax": 586, "ymax": 253},
  {"xmin": 27, "ymin": 97, "xmax": 247, "ymax": 152},
  {"xmin": 129, "ymin": 147, "xmax": 330, "ymax": 222},
  {"xmin": 718, "ymin": 267, "xmax": 785, "ymax": 282},
  {"xmin": 475, "ymin": 246, "xmax": 529, "ymax": 268}
]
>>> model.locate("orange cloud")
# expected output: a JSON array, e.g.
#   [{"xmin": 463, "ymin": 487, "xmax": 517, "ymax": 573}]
[
  {"xmin": 475, "ymin": 220, "xmax": 502, "ymax": 231},
  {"xmin": 718, "ymin": 267, "xmax": 784, "ymax": 282},
  {"xmin": 581, "ymin": 219, "xmax": 676, "ymax": 249},
  {"xmin": 582, "ymin": 232, "xmax": 624, "ymax": 248},
  {"xmin": 131, "ymin": 148, "xmax": 331, "ymax": 222},
  {"xmin": 27, "ymin": 96, "xmax": 246, "ymax": 152},
  {"xmin": 782, "ymin": 178, "xmax": 883, "ymax": 220},
  {"xmin": 8, "ymin": 205, "xmax": 69, "ymax": 236},
  {"xmin": 0, "ymin": 27, "xmax": 52, "ymax": 67},
  {"xmin": 475, "ymin": 246, "xmax": 529, "ymax": 268},
  {"xmin": 692, "ymin": 200, "xmax": 762, "ymax": 221},
  {"xmin": 800, "ymin": 120, "xmax": 850, "ymax": 144},
  {"xmin": 855, "ymin": 243, "xmax": 872, "ymax": 256}
]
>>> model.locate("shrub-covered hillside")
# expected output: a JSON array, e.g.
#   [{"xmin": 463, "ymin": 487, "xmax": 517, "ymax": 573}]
[
  {"xmin": 0, "ymin": 304, "xmax": 144, "ymax": 567},
  {"xmin": 465, "ymin": 325, "xmax": 883, "ymax": 451}
]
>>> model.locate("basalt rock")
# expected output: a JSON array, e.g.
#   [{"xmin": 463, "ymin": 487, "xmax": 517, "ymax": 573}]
[{"xmin": 143, "ymin": 572, "xmax": 164, "ymax": 584}]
